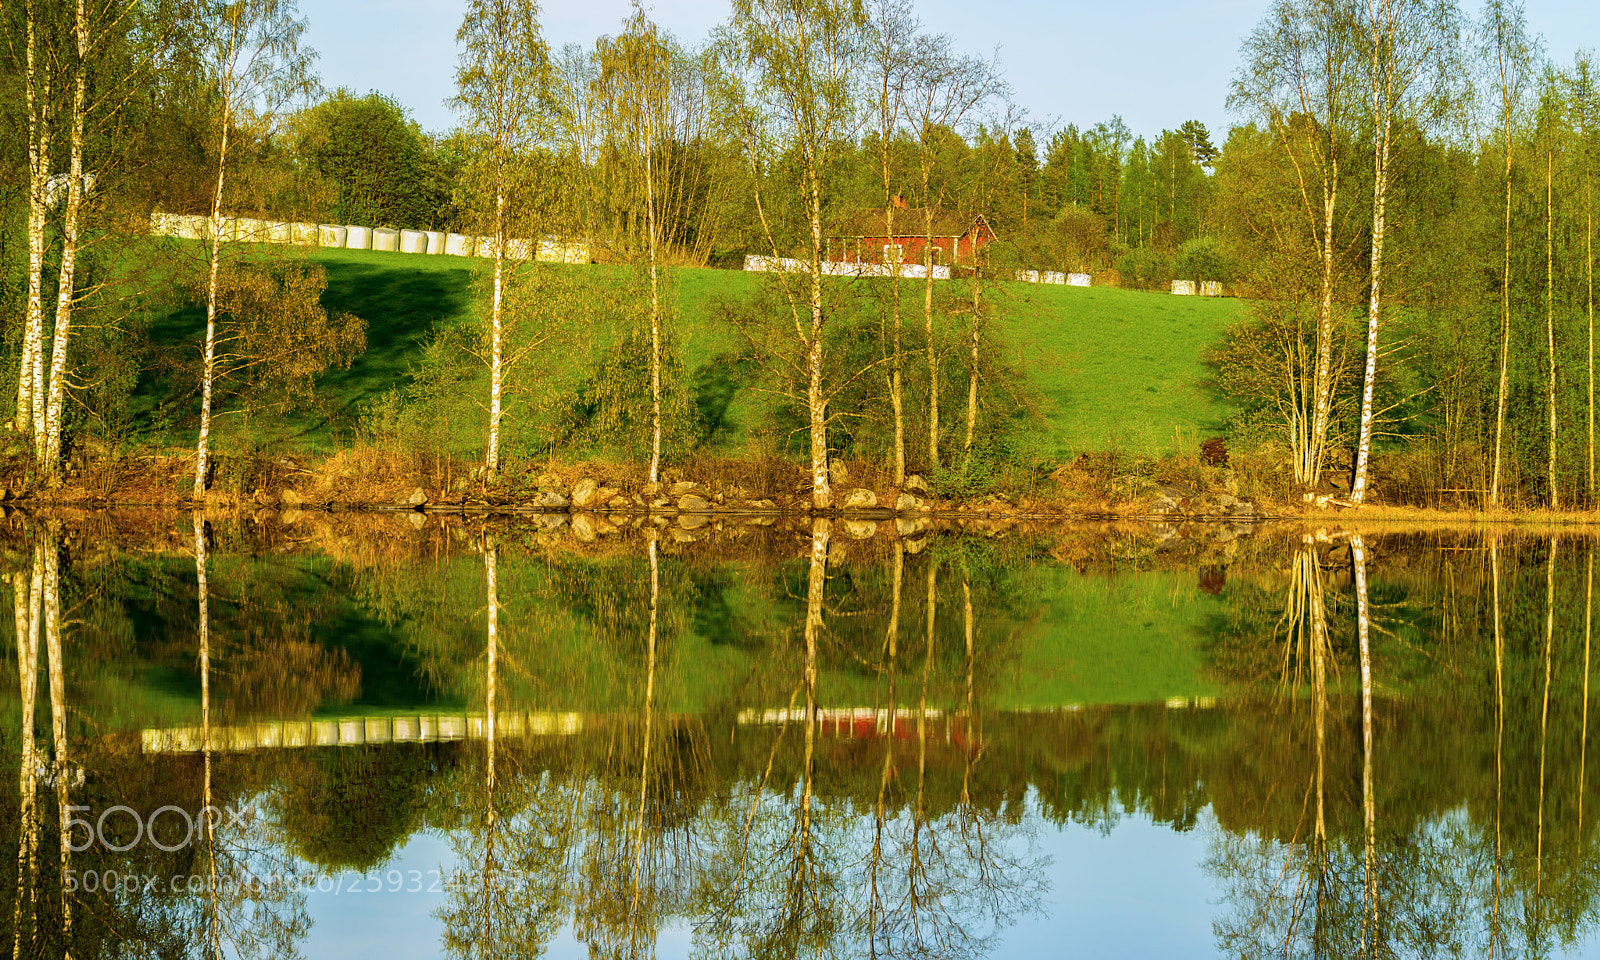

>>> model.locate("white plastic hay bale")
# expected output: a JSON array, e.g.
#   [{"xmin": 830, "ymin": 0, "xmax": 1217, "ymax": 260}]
[
  {"xmin": 1171, "ymin": 279, "xmax": 1195, "ymax": 296},
  {"xmin": 372, "ymin": 227, "xmax": 400, "ymax": 252},
  {"xmin": 444, "ymin": 233, "xmax": 474, "ymax": 256},
  {"xmin": 290, "ymin": 222, "xmax": 318, "ymax": 245},
  {"xmin": 398, "ymin": 229, "xmax": 428, "ymax": 254},
  {"xmin": 266, "ymin": 221, "xmax": 291, "ymax": 243},
  {"xmin": 235, "ymin": 217, "xmax": 266, "ymax": 242},
  {"xmin": 424, "ymin": 230, "xmax": 446, "ymax": 254},
  {"xmin": 476, "ymin": 236, "xmax": 500, "ymax": 259},
  {"xmin": 344, "ymin": 225, "xmax": 372, "ymax": 250},
  {"xmin": 1043, "ymin": 271, "xmax": 1066, "ymax": 284},
  {"xmin": 505, "ymin": 237, "xmax": 532, "ymax": 260},
  {"xmin": 1200, "ymin": 280, "xmax": 1224, "ymax": 297},
  {"xmin": 148, "ymin": 211, "xmax": 169, "ymax": 236},
  {"xmin": 1068, "ymin": 273, "xmax": 1091, "ymax": 287},
  {"xmin": 171, "ymin": 215, "xmax": 204, "ymax": 240},
  {"xmin": 319, "ymin": 224, "xmax": 347, "ymax": 247}
]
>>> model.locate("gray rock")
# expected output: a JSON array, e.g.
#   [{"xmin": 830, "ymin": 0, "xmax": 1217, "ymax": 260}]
[
  {"xmin": 668, "ymin": 480, "xmax": 700, "ymax": 497},
  {"xmin": 678, "ymin": 493, "xmax": 710, "ymax": 512},
  {"xmin": 571, "ymin": 478, "xmax": 599, "ymax": 508},
  {"xmin": 594, "ymin": 486, "xmax": 619, "ymax": 504},
  {"xmin": 902, "ymin": 474, "xmax": 930, "ymax": 494},
  {"xmin": 829, "ymin": 458, "xmax": 850, "ymax": 485},
  {"xmin": 895, "ymin": 491, "xmax": 928, "ymax": 513},
  {"xmin": 641, "ymin": 482, "xmax": 661, "ymax": 497},
  {"xmin": 1151, "ymin": 495, "xmax": 1181, "ymax": 514},
  {"xmin": 404, "ymin": 487, "xmax": 427, "ymax": 507},
  {"xmin": 841, "ymin": 488, "xmax": 878, "ymax": 509},
  {"xmin": 537, "ymin": 489, "xmax": 569, "ymax": 509},
  {"xmin": 895, "ymin": 517, "xmax": 930, "ymax": 538},
  {"xmin": 608, "ymin": 495, "xmax": 632, "ymax": 509}
]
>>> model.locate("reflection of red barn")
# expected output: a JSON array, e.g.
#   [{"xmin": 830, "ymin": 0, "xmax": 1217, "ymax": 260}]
[{"xmin": 826, "ymin": 200, "xmax": 996, "ymax": 268}]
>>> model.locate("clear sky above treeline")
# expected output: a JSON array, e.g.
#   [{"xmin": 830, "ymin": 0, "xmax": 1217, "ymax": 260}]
[{"xmin": 302, "ymin": 0, "xmax": 1599, "ymax": 144}]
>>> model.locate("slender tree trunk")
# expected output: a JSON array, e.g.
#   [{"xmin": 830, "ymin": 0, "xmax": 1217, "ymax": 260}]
[
  {"xmin": 19, "ymin": 4, "xmax": 49, "ymax": 443},
  {"xmin": 1491, "ymin": 93, "xmax": 1515, "ymax": 506},
  {"xmin": 1548, "ymin": 148, "xmax": 1559, "ymax": 507},
  {"xmin": 923, "ymin": 206, "xmax": 938, "ymax": 471},
  {"xmin": 486, "ymin": 166, "xmax": 506, "ymax": 483},
  {"xmin": 1353, "ymin": 38, "xmax": 1392, "ymax": 504},
  {"xmin": 646, "ymin": 131, "xmax": 663, "ymax": 486},
  {"xmin": 631, "ymin": 533, "xmax": 658, "ymax": 910},
  {"xmin": 44, "ymin": 0, "xmax": 89, "ymax": 478},
  {"xmin": 807, "ymin": 161, "xmax": 830, "ymax": 510},
  {"xmin": 1306, "ymin": 166, "xmax": 1339, "ymax": 493},
  {"xmin": 1491, "ymin": 537, "xmax": 1505, "ymax": 952},
  {"xmin": 963, "ymin": 275, "xmax": 981, "ymax": 464},
  {"xmin": 1589, "ymin": 138, "xmax": 1595, "ymax": 503},
  {"xmin": 194, "ymin": 81, "xmax": 235, "ymax": 500}
]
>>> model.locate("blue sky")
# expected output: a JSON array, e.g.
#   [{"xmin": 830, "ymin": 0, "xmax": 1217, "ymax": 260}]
[{"xmin": 300, "ymin": 0, "xmax": 1600, "ymax": 145}]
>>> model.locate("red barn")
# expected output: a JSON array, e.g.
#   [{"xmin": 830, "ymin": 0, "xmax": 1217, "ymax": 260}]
[{"xmin": 826, "ymin": 200, "xmax": 996, "ymax": 268}]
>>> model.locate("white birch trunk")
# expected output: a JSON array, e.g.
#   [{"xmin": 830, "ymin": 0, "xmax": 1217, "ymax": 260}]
[
  {"xmin": 1490, "ymin": 62, "xmax": 1516, "ymax": 507},
  {"xmin": 1547, "ymin": 149, "xmax": 1559, "ymax": 507},
  {"xmin": 11, "ymin": 551, "xmax": 42, "ymax": 955},
  {"xmin": 807, "ymin": 162, "xmax": 830, "ymax": 510},
  {"xmin": 194, "ymin": 79, "xmax": 235, "ymax": 500},
  {"xmin": 1353, "ymin": 12, "xmax": 1393, "ymax": 504},
  {"xmin": 194, "ymin": 513, "xmax": 222, "ymax": 959},
  {"xmin": 43, "ymin": 0, "xmax": 89, "ymax": 477},
  {"xmin": 645, "ymin": 107, "xmax": 663, "ymax": 485},
  {"xmin": 1353, "ymin": 533, "xmax": 1377, "ymax": 950},
  {"xmin": 486, "ymin": 166, "xmax": 505, "ymax": 483},
  {"xmin": 923, "ymin": 206, "xmax": 939, "ymax": 471},
  {"xmin": 18, "ymin": 4, "xmax": 49, "ymax": 442}
]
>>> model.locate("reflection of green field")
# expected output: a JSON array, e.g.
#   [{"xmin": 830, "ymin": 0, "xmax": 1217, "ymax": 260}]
[
  {"xmin": 13, "ymin": 547, "xmax": 1228, "ymax": 733},
  {"xmin": 135, "ymin": 245, "xmax": 1241, "ymax": 457}
]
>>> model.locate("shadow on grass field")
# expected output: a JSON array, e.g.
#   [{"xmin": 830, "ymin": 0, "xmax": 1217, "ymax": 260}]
[{"xmin": 133, "ymin": 246, "xmax": 1245, "ymax": 463}]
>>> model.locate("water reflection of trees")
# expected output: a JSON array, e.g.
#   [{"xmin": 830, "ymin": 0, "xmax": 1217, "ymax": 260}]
[{"xmin": 1206, "ymin": 532, "xmax": 1600, "ymax": 959}]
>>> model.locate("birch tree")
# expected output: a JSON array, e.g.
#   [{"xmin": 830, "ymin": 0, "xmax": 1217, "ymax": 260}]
[
  {"xmin": 451, "ymin": 0, "xmax": 553, "ymax": 484},
  {"xmin": 15, "ymin": 0, "xmax": 55, "ymax": 445},
  {"xmin": 581, "ymin": 10, "xmax": 720, "ymax": 484},
  {"xmin": 905, "ymin": 35, "xmax": 1002, "ymax": 472},
  {"xmin": 718, "ymin": 0, "xmax": 865, "ymax": 510},
  {"xmin": 1571, "ymin": 54, "xmax": 1596, "ymax": 503},
  {"xmin": 1484, "ymin": 0, "xmax": 1537, "ymax": 507},
  {"xmin": 1349, "ymin": 0, "xmax": 1463, "ymax": 502},
  {"xmin": 1231, "ymin": 0, "xmax": 1361, "ymax": 494},
  {"xmin": 193, "ymin": 0, "xmax": 316, "ymax": 499},
  {"xmin": 866, "ymin": 0, "xmax": 916, "ymax": 484}
]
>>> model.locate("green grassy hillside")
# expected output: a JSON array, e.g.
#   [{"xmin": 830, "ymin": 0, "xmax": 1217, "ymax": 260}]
[{"xmin": 139, "ymin": 245, "xmax": 1244, "ymax": 460}]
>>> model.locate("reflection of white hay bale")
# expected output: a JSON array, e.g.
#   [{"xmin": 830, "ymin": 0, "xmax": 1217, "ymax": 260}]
[
  {"xmin": 424, "ymin": 230, "xmax": 446, "ymax": 254},
  {"xmin": 372, "ymin": 227, "xmax": 400, "ymax": 252},
  {"xmin": 338, "ymin": 719, "xmax": 363, "ymax": 744},
  {"xmin": 443, "ymin": 233, "xmax": 474, "ymax": 256},
  {"xmin": 319, "ymin": 224, "xmax": 347, "ymax": 247},
  {"xmin": 1171, "ymin": 279, "xmax": 1195, "ymax": 296},
  {"xmin": 312, "ymin": 721, "xmax": 339, "ymax": 746},
  {"xmin": 1200, "ymin": 280, "xmax": 1223, "ymax": 297},
  {"xmin": 437, "ymin": 716, "xmax": 466, "ymax": 740},
  {"xmin": 1068, "ymin": 273, "xmax": 1091, "ymax": 287},
  {"xmin": 290, "ymin": 222, "xmax": 318, "ymax": 245},
  {"xmin": 418, "ymin": 716, "xmax": 438, "ymax": 740},
  {"xmin": 282, "ymin": 722, "xmax": 310, "ymax": 748},
  {"xmin": 392, "ymin": 717, "xmax": 418, "ymax": 740},
  {"xmin": 344, "ymin": 225, "xmax": 372, "ymax": 250},
  {"xmin": 266, "ymin": 221, "xmax": 291, "ymax": 243},
  {"xmin": 398, "ymin": 229, "xmax": 428, "ymax": 253},
  {"xmin": 364, "ymin": 718, "xmax": 392, "ymax": 742}
]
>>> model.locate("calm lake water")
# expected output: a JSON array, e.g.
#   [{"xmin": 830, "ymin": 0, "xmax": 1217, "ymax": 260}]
[{"xmin": 4, "ymin": 511, "xmax": 1599, "ymax": 958}]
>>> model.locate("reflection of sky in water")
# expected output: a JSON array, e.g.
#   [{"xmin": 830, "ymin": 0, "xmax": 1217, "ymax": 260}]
[{"xmin": 302, "ymin": 807, "xmax": 1217, "ymax": 959}]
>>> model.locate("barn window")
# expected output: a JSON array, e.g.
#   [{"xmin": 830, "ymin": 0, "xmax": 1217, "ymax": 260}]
[{"xmin": 882, "ymin": 243, "xmax": 903, "ymax": 263}]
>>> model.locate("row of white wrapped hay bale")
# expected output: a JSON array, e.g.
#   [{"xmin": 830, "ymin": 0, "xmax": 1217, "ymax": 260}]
[
  {"xmin": 1170, "ymin": 280, "xmax": 1226, "ymax": 297},
  {"xmin": 148, "ymin": 212, "xmax": 590, "ymax": 262}
]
